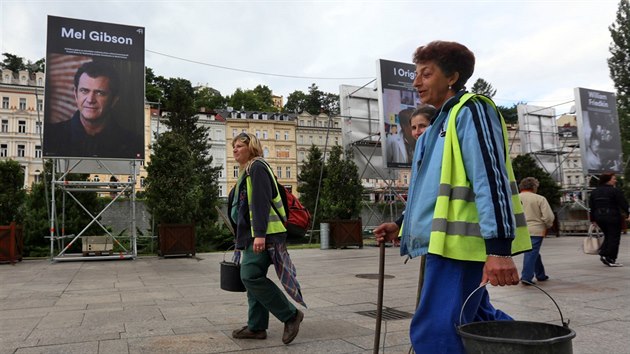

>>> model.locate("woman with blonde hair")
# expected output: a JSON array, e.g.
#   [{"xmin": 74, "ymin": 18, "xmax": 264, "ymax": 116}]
[{"xmin": 227, "ymin": 132, "xmax": 304, "ymax": 344}]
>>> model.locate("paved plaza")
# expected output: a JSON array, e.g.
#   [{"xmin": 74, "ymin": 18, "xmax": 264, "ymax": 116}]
[{"xmin": 1, "ymin": 236, "xmax": 629, "ymax": 353}]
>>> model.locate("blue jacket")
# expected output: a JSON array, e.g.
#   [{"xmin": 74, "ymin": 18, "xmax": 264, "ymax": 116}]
[{"xmin": 401, "ymin": 91, "xmax": 516, "ymax": 259}]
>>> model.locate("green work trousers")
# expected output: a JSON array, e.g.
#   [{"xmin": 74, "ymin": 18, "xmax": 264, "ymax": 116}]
[{"xmin": 241, "ymin": 243, "xmax": 296, "ymax": 331}]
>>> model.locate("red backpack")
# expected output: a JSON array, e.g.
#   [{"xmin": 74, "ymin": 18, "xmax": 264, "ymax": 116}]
[
  {"xmin": 278, "ymin": 186, "xmax": 312, "ymax": 238},
  {"xmin": 247, "ymin": 158, "xmax": 312, "ymax": 238}
]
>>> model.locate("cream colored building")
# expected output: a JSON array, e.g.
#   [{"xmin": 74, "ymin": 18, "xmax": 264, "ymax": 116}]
[
  {"xmin": 222, "ymin": 111, "xmax": 298, "ymax": 194},
  {"xmin": 295, "ymin": 111, "xmax": 342, "ymax": 174},
  {"xmin": 0, "ymin": 69, "xmax": 46, "ymax": 189}
]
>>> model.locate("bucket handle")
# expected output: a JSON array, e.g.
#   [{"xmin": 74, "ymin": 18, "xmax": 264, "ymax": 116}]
[
  {"xmin": 459, "ymin": 281, "xmax": 569, "ymax": 328},
  {"xmin": 223, "ymin": 244, "xmax": 241, "ymax": 264}
]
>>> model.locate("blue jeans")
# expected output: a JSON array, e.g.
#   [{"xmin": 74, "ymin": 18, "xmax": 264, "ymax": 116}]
[
  {"xmin": 521, "ymin": 236, "xmax": 547, "ymax": 282},
  {"xmin": 410, "ymin": 254, "xmax": 512, "ymax": 354}
]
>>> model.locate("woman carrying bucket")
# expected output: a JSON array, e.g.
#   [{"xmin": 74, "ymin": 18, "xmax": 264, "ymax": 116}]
[
  {"xmin": 227, "ymin": 132, "xmax": 305, "ymax": 345},
  {"xmin": 374, "ymin": 40, "xmax": 531, "ymax": 353}
]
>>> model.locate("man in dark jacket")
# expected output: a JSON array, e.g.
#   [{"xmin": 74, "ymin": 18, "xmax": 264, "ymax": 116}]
[{"xmin": 589, "ymin": 173, "xmax": 630, "ymax": 267}]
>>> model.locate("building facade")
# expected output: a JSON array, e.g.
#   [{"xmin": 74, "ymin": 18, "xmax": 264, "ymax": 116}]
[{"xmin": 0, "ymin": 69, "xmax": 46, "ymax": 189}]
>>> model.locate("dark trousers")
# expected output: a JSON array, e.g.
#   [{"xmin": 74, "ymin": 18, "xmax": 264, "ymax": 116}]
[
  {"xmin": 596, "ymin": 216, "xmax": 622, "ymax": 260},
  {"xmin": 240, "ymin": 244, "xmax": 296, "ymax": 331}
]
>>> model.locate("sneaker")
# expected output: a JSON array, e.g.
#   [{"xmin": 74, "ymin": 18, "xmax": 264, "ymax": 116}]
[
  {"xmin": 608, "ymin": 261, "xmax": 624, "ymax": 267},
  {"xmin": 282, "ymin": 309, "xmax": 304, "ymax": 344},
  {"xmin": 232, "ymin": 326, "xmax": 267, "ymax": 340}
]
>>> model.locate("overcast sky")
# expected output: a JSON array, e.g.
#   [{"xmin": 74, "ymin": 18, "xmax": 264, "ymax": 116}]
[{"xmin": 0, "ymin": 0, "xmax": 621, "ymax": 114}]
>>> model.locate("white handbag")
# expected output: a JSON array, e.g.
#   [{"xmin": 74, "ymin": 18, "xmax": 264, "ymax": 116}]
[{"xmin": 583, "ymin": 224, "xmax": 604, "ymax": 255}]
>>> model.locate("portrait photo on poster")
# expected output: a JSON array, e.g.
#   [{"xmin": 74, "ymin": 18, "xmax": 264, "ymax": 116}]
[
  {"xmin": 43, "ymin": 16, "xmax": 145, "ymax": 160},
  {"xmin": 378, "ymin": 59, "xmax": 420, "ymax": 169}
]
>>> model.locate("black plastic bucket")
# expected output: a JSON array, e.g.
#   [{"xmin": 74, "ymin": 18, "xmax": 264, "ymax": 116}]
[
  {"xmin": 220, "ymin": 249, "xmax": 246, "ymax": 292},
  {"xmin": 457, "ymin": 282, "xmax": 576, "ymax": 354}
]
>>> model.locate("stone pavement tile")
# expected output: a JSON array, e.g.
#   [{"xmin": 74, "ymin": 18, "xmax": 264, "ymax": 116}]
[
  {"xmin": 344, "ymin": 327, "xmax": 411, "ymax": 352},
  {"xmin": 0, "ymin": 316, "xmax": 41, "ymax": 341},
  {"xmin": 127, "ymin": 331, "xmax": 239, "ymax": 353},
  {"xmin": 121, "ymin": 317, "xmax": 213, "ymax": 338},
  {"xmin": 120, "ymin": 289, "xmax": 184, "ymax": 303},
  {"xmin": 0, "ymin": 338, "xmax": 39, "ymax": 354},
  {"xmin": 55, "ymin": 292, "xmax": 122, "ymax": 306},
  {"xmin": 234, "ymin": 339, "xmax": 365, "ymax": 354},
  {"xmin": 36, "ymin": 310, "xmax": 85, "ymax": 329},
  {"xmin": 82, "ymin": 306, "xmax": 164, "ymax": 327},
  {"xmin": 571, "ymin": 321, "xmax": 628, "ymax": 354},
  {"xmin": 14, "ymin": 341, "xmax": 99, "ymax": 354},
  {"xmin": 26, "ymin": 323, "xmax": 124, "ymax": 346},
  {"xmin": 98, "ymin": 339, "xmax": 129, "ymax": 354}
]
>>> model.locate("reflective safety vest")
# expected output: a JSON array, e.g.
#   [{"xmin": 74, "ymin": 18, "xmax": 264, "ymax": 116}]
[
  {"xmin": 428, "ymin": 93, "xmax": 531, "ymax": 261},
  {"xmin": 245, "ymin": 159, "xmax": 287, "ymax": 237}
]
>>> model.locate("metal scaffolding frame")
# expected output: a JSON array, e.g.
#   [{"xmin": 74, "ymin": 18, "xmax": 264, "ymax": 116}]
[{"xmin": 48, "ymin": 158, "xmax": 139, "ymax": 262}]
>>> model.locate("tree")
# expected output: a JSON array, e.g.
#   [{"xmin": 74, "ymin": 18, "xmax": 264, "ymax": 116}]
[
  {"xmin": 320, "ymin": 145, "xmax": 364, "ymax": 220},
  {"xmin": 225, "ymin": 85, "xmax": 276, "ymax": 112},
  {"xmin": 145, "ymin": 77, "xmax": 224, "ymax": 250},
  {"xmin": 497, "ymin": 103, "xmax": 521, "ymax": 124},
  {"xmin": 145, "ymin": 67, "xmax": 166, "ymax": 104},
  {"xmin": 608, "ymin": 0, "xmax": 630, "ymax": 198},
  {"xmin": 1, "ymin": 53, "xmax": 26, "ymax": 72},
  {"xmin": 297, "ymin": 145, "xmax": 325, "ymax": 226},
  {"xmin": 0, "ymin": 159, "xmax": 25, "ymax": 225},
  {"xmin": 471, "ymin": 78, "xmax": 497, "ymax": 98},
  {"xmin": 283, "ymin": 84, "xmax": 340, "ymax": 115},
  {"xmin": 512, "ymin": 154, "xmax": 562, "ymax": 208},
  {"xmin": 195, "ymin": 86, "xmax": 226, "ymax": 111}
]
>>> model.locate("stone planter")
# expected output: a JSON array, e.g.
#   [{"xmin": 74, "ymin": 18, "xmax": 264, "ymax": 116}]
[{"xmin": 158, "ymin": 223, "xmax": 196, "ymax": 257}]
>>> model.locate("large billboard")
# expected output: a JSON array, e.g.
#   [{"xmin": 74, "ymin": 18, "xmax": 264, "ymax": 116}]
[
  {"xmin": 376, "ymin": 59, "xmax": 419, "ymax": 168},
  {"xmin": 574, "ymin": 87, "xmax": 622, "ymax": 174},
  {"xmin": 43, "ymin": 16, "xmax": 145, "ymax": 160}
]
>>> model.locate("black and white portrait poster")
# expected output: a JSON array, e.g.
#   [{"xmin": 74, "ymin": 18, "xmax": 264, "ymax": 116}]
[
  {"xmin": 377, "ymin": 59, "xmax": 420, "ymax": 168},
  {"xmin": 574, "ymin": 87, "xmax": 622, "ymax": 174},
  {"xmin": 43, "ymin": 16, "xmax": 145, "ymax": 159}
]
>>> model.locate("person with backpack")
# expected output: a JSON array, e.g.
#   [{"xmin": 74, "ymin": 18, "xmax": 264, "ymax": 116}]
[
  {"xmin": 227, "ymin": 132, "xmax": 304, "ymax": 345},
  {"xmin": 374, "ymin": 40, "xmax": 530, "ymax": 353}
]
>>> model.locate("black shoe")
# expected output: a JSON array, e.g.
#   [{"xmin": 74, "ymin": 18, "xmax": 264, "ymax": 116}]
[
  {"xmin": 520, "ymin": 279, "xmax": 535, "ymax": 286},
  {"xmin": 537, "ymin": 275, "xmax": 549, "ymax": 282},
  {"xmin": 282, "ymin": 309, "xmax": 304, "ymax": 344},
  {"xmin": 232, "ymin": 326, "xmax": 267, "ymax": 340},
  {"xmin": 600, "ymin": 256, "xmax": 611, "ymax": 266}
]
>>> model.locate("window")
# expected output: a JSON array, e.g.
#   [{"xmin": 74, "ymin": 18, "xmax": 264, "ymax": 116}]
[
  {"xmin": 37, "ymin": 99, "xmax": 43, "ymax": 111},
  {"xmin": 140, "ymin": 176, "xmax": 146, "ymax": 187},
  {"xmin": 263, "ymin": 147, "xmax": 269, "ymax": 157},
  {"xmin": 218, "ymin": 169, "xmax": 223, "ymax": 178},
  {"xmin": 0, "ymin": 144, "xmax": 6, "ymax": 157},
  {"xmin": 18, "ymin": 120, "xmax": 26, "ymax": 133},
  {"xmin": 1, "ymin": 119, "xmax": 7, "ymax": 132},
  {"xmin": 219, "ymin": 185, "xmax": 224, "ymax": 196},
  {"xmin": 233, "ymin": 165, "xmax": 239, "ymax": 178},
  {"xmin": 256, "ymin": 130, "xmax": 261, "ymax": 138},
  {"xmin": 2, "ymin": 97, "xmax": 8, "ymax": 109},
  {"xmin": 17, "ymin": 144, "xmax": 25, "ymax": 157},
  {"xmin": 94, "ymin": 175, "xmax": 100, "ymax": 182},
  {"xmin": 284, "ymin": 131, "xmax": 289, "ymax": 140},
  {"xmin": 286, "ymin": 167, "xmax": 291, "ymax": 179},
  {"xmin": 298, "ymin": 135, "xmax": 303, "ymax": 144},
  {"xmin": 35, "ymin": 145, "xmax": 41, "ymax": 158},
  {"xmin": 263, "ymin": 130, "xmax": 268, "ymax": 139},
  {"xmin": 277, "ymin": 166, "xmax": 282, "ymax": 178},
  {"xmin": 275, "ymin": 131, "xmax": 280, "ymax": 140},
  {"xmin": 299, "ymin": 151, "xmax": 305, "ymax": 161},
  {"xmin": 19, "ymin": 98, "xmax": 26, "ymax": 110},
  {"xmin": 232, "ymin": 128, "xmax": 238, "ymax": 137},
  {"xmin": 34, "ymin": 173, "xmax": 42, "ymax": 184},
  {"xmin": 36, "ymin": 121, "xmax": 42, "ymax": 135},
  {"xmin": 127, "ymin": 176, "xmax": 132, "ymax": 183}
]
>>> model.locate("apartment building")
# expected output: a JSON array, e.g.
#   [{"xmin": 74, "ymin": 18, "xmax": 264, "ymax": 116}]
[
  {"xmin": 295, "ymin": 111, "xmax": 342, "ymax": 174},
  {"xmin": 0, "ymin": 69, "xmax": 46, "ymax": 189},
  {"xmin": 220, "ymin": 110, "xmax": 298, "ymax": 194}
]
